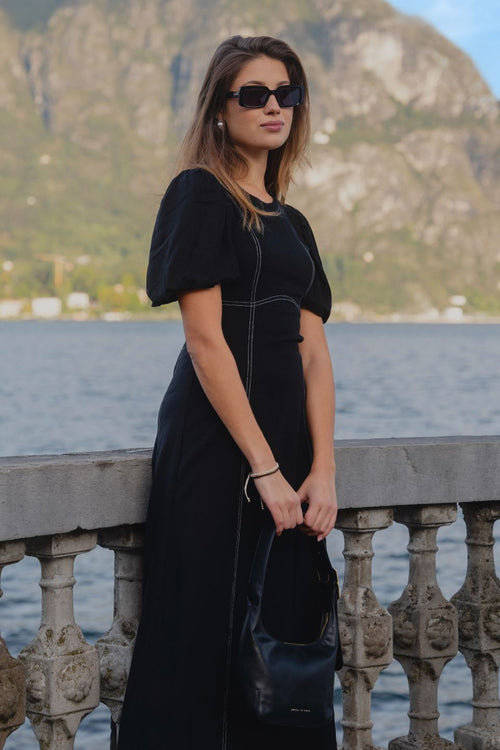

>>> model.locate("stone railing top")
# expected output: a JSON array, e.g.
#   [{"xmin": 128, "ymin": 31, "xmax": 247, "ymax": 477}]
[{"xmin": 0, "ymin": 436, "xmax": 499, "ymax": 542}]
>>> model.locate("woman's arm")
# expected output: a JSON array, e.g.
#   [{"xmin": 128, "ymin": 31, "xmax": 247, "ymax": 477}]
[
  {"xmin": 297, "ymin": 308, "xmax": 338, "ymax": 541},
  {"xmin": 179, "ymin": 285, "xmax": 303, "ymax": 535}
]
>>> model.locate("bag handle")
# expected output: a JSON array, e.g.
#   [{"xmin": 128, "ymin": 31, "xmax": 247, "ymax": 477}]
[{"xmin": 247, "ymin": 518, "xmax": 337, "ymax": 608}]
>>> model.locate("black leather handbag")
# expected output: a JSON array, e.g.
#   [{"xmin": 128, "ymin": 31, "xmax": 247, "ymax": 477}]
[{"xmin": 239, "ymin": 520, "xmax": 342, "ymax": 728}]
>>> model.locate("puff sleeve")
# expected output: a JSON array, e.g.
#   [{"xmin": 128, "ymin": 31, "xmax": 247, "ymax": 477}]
[
  {"xmin": 146, "ymin": 169, "xmax": 240, "ymax": 306},
  {"xmin": 284, "ymin": 205, "xmax": 332, "ymax": 323}
]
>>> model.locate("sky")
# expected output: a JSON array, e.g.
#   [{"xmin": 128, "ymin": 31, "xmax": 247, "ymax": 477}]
[{"xmin": 390, "ymin": 0, "xmax": 500, "ymax": 98}]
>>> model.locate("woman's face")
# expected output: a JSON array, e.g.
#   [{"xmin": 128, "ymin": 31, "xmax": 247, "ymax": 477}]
[{"xmin": 222, "ymin": 56, "xmax": 294, "ymax": 160}]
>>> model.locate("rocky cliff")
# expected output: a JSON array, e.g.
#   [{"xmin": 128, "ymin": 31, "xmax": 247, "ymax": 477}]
[{"xmin": 1, "ymin": 0, "xmax": 499, "ymax": 314}]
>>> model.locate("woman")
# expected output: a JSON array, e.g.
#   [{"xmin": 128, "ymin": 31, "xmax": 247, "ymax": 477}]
[{"xmin": 118, "ymin": 35, "xmax": 338, "ymax": 750}]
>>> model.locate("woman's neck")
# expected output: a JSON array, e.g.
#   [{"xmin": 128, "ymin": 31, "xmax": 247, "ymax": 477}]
[
  {"xmin": 237, "ymin": 181, "xmax": 273, "ymax": 202},
  {"xmin": 234, "ymin": 151, "xmax": 271, "ymax": 202}
]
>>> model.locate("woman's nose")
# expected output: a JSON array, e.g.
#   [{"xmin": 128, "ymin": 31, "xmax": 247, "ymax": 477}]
[{"xmin": 264, "ymin": 94, "xmax": 280, "ymax": 113}]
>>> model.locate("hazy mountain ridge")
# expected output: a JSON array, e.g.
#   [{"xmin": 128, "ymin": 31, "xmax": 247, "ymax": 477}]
[{"xmin": 1, "ymin": 0, "xmax": 499, "ymax": 315}]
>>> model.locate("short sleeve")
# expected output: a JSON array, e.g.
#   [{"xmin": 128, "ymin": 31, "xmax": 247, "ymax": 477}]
[
  {"xmin": 146, "ymin": 169, "xmax": 240, "ymax": 306},
  {"xmin": 284, "ymin": 205, "xmax": 332, "ymax": 323}
]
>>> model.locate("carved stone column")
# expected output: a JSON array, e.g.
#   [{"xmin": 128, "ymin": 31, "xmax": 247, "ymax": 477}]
[
  {"xmin": 0, "ymin": 541, "xmax": 26, "ymax": 749},
  {"xmin": 336, "ymin": 508, "xmax": 393, "ymax": 750},
  {"xmin": 388, "ymin": 504, "xmax": 458, "ymax": 750},
  {"xmin": 96, "ymin": 525, "xmax": 143, "ymax": 733},
  {"xmin": 18, "ymin": 532, "xmax": 99, "ymax": 750},
  {"xmin": 451, "ymin": 502, "xmax": 500, "ymax": 750}
]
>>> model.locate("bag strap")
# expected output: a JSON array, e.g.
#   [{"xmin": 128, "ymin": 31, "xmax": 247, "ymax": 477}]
[{"xmin": 248, "ymin": 518, "xmax": 276, "ymax": 604}]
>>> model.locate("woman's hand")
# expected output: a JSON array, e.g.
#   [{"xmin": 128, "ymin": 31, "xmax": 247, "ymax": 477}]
[
  {"xmin": 253, "ymin": 471, "xmax": 304, "ymax": 536},
  {"xmin": 296, "ymin": 468, "xmax": 337, "ymax": 541}
]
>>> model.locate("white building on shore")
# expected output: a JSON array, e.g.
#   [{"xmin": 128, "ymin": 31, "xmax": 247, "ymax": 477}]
[
  {"xmin": 0, "ymin": 299, "xmax": 24, "ymax": 318},
  {"xmin": 31, "ymin": 297, "xmax": 62, "ymax": 318}
]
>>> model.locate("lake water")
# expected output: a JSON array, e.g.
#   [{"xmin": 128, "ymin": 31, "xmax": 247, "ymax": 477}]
[{"xmin": 1, "ymin": 320, "xmax": 499, "ymax": 748}]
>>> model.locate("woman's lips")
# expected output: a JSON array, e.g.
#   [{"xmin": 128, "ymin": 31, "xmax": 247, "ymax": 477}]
[{"xmin": 260, "ymin": 121, "xmax": 284, "ymax": 132}]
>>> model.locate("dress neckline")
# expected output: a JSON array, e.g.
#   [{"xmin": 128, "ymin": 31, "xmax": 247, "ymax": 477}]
[{"xmin": 247, "ymin": 192, "xmax": 280, "ymax": 210}]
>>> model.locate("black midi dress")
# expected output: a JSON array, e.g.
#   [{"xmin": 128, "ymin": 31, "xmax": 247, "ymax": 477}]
[{"xmin": 118, "ymin": 168, "xmax": 337, "ymax": 750}]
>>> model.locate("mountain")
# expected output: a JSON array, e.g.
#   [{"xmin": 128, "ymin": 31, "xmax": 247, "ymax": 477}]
[{"xmin": 1, "ymin": 0, "xmax": 499, "ymax": 316}]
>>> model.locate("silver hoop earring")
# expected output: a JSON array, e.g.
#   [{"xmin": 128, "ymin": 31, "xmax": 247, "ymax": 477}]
[{"xmin": 217, "ymin": 120, "xmax": 224, "ymax": 129}]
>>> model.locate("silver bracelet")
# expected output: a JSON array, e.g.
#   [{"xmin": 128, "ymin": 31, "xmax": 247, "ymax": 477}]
[{"xmin": 244, "ymin": 462, "xmax": 280, "ymax": 504}]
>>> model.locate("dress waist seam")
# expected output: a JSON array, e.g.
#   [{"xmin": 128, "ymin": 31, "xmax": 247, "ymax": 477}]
[{"xmin": 222, "ymin": 295, "xmax": 300, "ymax": 311}]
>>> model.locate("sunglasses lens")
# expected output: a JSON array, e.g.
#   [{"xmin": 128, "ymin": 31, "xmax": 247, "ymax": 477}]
[
  {"xmin": 239, "ymin": 87, "xmax": 269, "ymax": 107},
  {"xmin": 277, "ymin": 86, "xmax": 302, "ymax": 107}
]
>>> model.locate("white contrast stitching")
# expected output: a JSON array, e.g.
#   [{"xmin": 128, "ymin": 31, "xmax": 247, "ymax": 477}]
[
  {"xmin": 283, "ymin": 210, "xmax": 315, "ymax": 298},
  {"xmin": 223, "ymin": 294, "xmax": 301, "ymax": 311},
  {"xmin": 221, "ymin": 221, "xmax": 262, "ymax": 749}
]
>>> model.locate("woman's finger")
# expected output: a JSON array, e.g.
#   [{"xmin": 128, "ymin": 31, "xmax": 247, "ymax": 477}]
[
  {"xmin": 271, "ymin": 507, "xmax": 285, "ymax": 536},
  {"xmin": 316, "ymin": 510, "xmax": 337, "ymax": 541},
  {"xmin": 320, "ymin": 508, "xmax": 335, "ymax": 532},
  {"xmin": 304, "ymin": 504, "xmax": 321, "ymax": 531},
  {"xmin": 285, "ymin": 497, "xmax": 301, "ymax": 529},
  {"xmin": 303, "ymin": 504, "xmax": 336, "ymax": 538},
  {"xmin": 280, "ymin": 504, "xmax": 292, "ymax": 530}
]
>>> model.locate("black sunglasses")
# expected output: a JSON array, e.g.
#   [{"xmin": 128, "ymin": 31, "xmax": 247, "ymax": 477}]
[{"xmin": 226, "ymin": 84, "xmax": 304, "ymax": 109}]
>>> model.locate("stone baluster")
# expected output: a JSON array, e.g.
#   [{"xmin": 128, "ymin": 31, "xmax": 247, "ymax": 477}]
[
  {"xmin": 18, "ymin": 532, "xmax": 100, "ymax": 750},
  {"xmin": 0, "ymin": 541, "xmax": 26, "ymax": 749},
  {"xmin": 388, "ymin": 505, "xmax": 458, "ymax": 750},
  {"xmin": 451, "ymin": 502, "xmax": 500, "ymax": 750},
  {"xmin": 96, "ymin": 525, "xmax": 143, "ymax": 739},
  {"xmin": 336, "ymin": 508, "xmax": 394, "ymax": 750}
]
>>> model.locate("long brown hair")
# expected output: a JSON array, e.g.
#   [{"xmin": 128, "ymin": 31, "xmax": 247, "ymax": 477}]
[{"xmin": 176, "ymin": 35, "xmax": 310, "ymax": 230}]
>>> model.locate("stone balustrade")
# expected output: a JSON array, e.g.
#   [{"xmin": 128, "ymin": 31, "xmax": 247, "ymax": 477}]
[{"xmin": 0, "ymin": 437, "xmax": 499, "ymax": 749}]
